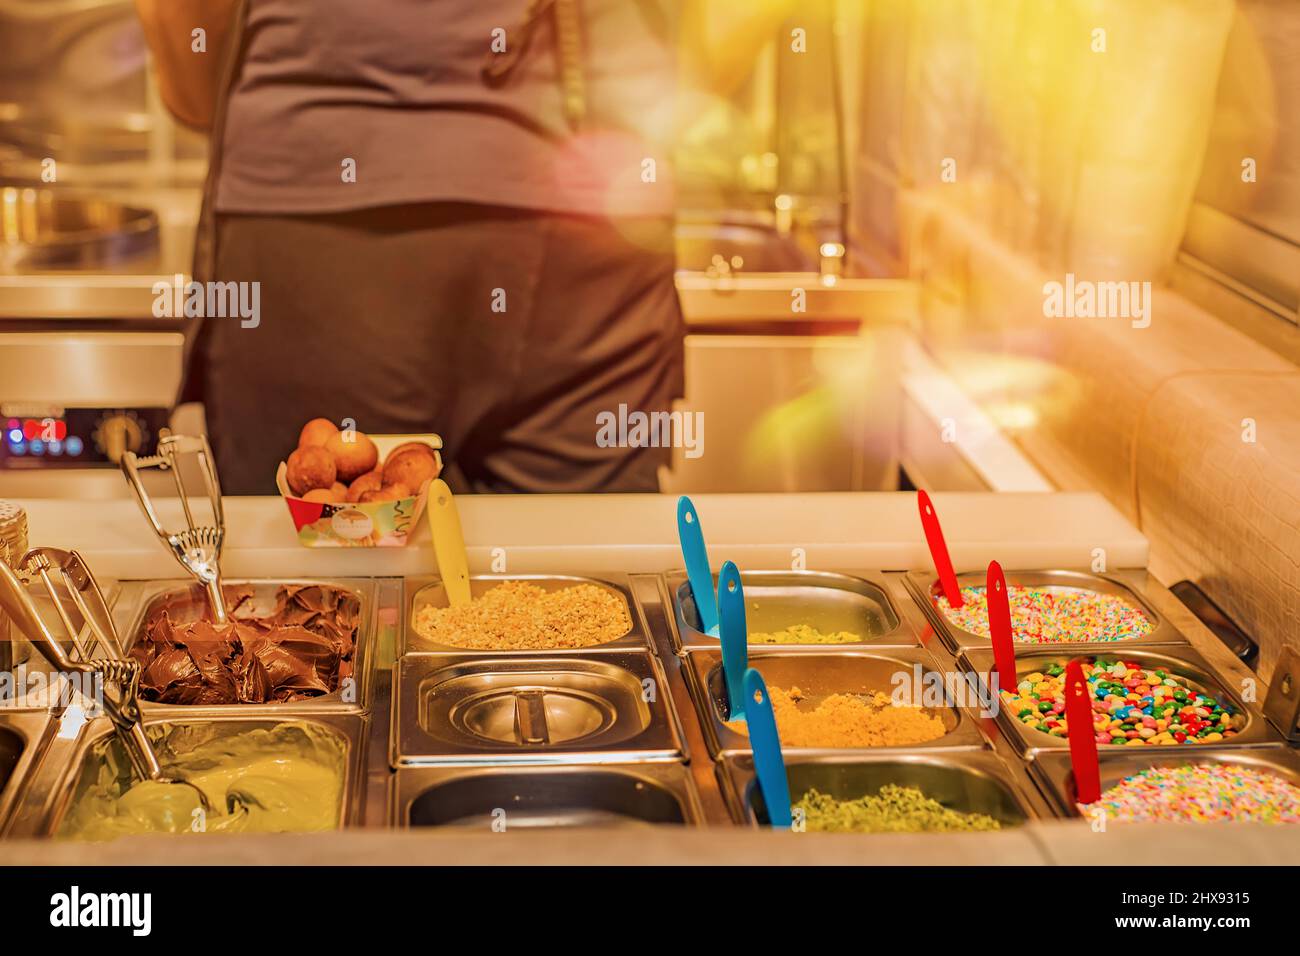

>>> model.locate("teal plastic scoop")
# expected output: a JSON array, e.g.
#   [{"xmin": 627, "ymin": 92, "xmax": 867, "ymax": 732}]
[
  {"xmin": 743, "ymin": 667, "xmax": 793, "ymax": 829},
  {"xmin": 676, "ymin": 495, "xmax": 719, "ymax": 637},
  {"xmin": 718, "ymin": 560, "xmax": 749, "ymax": 722}
]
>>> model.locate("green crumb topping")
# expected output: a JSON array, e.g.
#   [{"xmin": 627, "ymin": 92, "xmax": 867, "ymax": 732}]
[
  {"xmin": 793, "ymin": 785, "xmax": 1003, "ymax": 833},
  {"xmin": 749, "ymin": 623, "xmax": 861, "ymax": 645}
]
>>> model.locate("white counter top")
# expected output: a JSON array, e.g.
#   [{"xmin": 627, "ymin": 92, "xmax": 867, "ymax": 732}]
[
  {"xmin": 4, "ymin": 819, "xmax": 1298, "ymax": 866},
  {"xmin": 12, "ymin": 491, "xmax": 1148, "ymax": 578}
]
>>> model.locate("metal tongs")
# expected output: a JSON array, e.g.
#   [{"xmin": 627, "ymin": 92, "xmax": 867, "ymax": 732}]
[
  {"xmin": 0, "ymin": 548, "xmax": 210, "ymax": 809},
  {"xmin": 121, "ymin": 434, "xmax": 228, "ymax": 624}
]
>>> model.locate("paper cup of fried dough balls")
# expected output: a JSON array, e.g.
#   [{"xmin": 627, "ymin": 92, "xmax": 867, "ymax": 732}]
[{"xmin": 275, "ymin": 420, "xmax": 443, "ymax": 547}]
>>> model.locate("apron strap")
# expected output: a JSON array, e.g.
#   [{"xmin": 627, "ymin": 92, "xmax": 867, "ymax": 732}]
[
  {"xmin": 192, "ymin": 0, "xmax": 252, "ymax": 285},
  {"xmin": 184, "ymin": 0, "xmax": 252, "ymax": 405},
  {"xmin": 481, "ymin": 0, "xmax": 586, "ymax": 130}
]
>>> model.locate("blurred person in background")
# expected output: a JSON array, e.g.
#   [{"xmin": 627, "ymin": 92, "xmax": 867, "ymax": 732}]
[{"xmin": 134, "ymin": 0, "xmax": 797, "ymax": 494}]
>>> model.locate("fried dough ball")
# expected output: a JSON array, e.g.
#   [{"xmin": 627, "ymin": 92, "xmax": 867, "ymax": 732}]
[
  {"xmin": 387, "ymin": 440, "xmax": 438, "ymax": 460},
  {"xmin": 381, "ymin": 447, "xmax": 440, "ymax": 491},
  {"xmin": 298, "ymin": 418, "xmax": 339, "ymax": 449},
  {"xmin": 359, "ymin": 482, "xmax": 413, "ymax": 503},
  {"xmin": 286, "ymin": 445, "xmax": 337, "ymax": 496},
  {"xmin": 325, "ymin": 431, "xmax": 379, "ymax": 483},
  {"xmin": 346, "ymin": 469, "xmax": 384, "ymax": 502}
]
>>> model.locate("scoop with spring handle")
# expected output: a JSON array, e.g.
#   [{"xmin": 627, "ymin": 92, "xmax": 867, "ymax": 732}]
[
  {"xmin": 121, "ymin": 434, "xmax": 228, "ymax": 624},
  {"xmin": 0, "ymin": 549, "xmax": 212, "ymax": 812}
]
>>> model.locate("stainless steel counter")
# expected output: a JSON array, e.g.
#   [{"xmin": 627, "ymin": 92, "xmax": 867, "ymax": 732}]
[{"xmin": 1, "ymin": 492, "xmax": 1292, "ymax": 862}]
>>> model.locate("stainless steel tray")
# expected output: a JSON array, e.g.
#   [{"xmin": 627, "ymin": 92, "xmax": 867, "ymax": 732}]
[
  {"xmin": 1029, "ymin": 747, "xmax": 1300, "ymax": 819},
  {"xmin": 390, "ymin": 652, "xmax": 684, "ymax": 767},
  {"xmin": 905, "ymin": 568, "xmax": 1187, "ymax": 653},
  {"xmin": 403, "ymin": 574, "xmax": 652, "ymax": 656},
  {"xmin": 959, "ymin": 645, "xmax": 1283, "ymax": 756},
  {"xmin": 0, "ymin": 187, "xmax": 160, "ymax": 271},
  {"xmin": 391, "ymin": 761, "xmax": 707, "ymax": 828},
  {"xmin": 0, "ymin": 710, "xmax": 53, "ymax": 837},
  {"xmin": 719, "ymin": 750, "xmax": 1049, "ymax": 828},
  {"xmin": 111, "ymin": 578, "xmax": 382, "ymax": 717},
  {"xmin": 10, "ymin": 712, "xmax": 369, "ymax": 838},
  {"xmin": 684, "ymin": 647, "xmax": 988, "ymax": 757},
  {"xmin": 666, "ymin": 569, "xmax": 915, "ymax": 653}
]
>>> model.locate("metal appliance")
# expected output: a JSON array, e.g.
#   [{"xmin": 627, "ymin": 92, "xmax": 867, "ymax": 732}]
[
  {"xmin": 0, "ymin": 185, "xmax": 198, "ymax": 499},
  {"xmin": 667, "ymin": 272, "xmax": 917, "ymax": 493},
  {"xmin": 0, "ymin": 0, "xmax": 204, "ymax": 501}
]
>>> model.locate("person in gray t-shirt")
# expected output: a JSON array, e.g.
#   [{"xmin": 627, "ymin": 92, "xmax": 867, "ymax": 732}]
[{"xmin": 134, "ymin": 0, "xmax": 795, "ymax": 493}]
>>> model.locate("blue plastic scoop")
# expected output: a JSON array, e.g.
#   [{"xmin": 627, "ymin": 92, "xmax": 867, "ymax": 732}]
[
  {"xmin": 718, "ymin": 560, "xmax": 749, "ymax": 722},
  {"xmin": 676, "ymin": 495, "xmax": 719, "ymax": 637},
  {"xmin": 743, "ymin": 668, "xmax": 793, "ymax": 829}
]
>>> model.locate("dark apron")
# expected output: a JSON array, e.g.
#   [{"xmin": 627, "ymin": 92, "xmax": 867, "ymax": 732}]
[{"xmin": 185, "ymin": 1, "xmax": 683, "ymax": 495}]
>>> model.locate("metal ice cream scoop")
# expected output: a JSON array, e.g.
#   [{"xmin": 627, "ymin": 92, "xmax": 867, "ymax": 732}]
[
  {"xmin": 121, "ymin": 434, "xmax": 228, "ymax": 624},
  {"xmin": 0, "ymin": 548, "xmax": 212, "ymax": 812}
]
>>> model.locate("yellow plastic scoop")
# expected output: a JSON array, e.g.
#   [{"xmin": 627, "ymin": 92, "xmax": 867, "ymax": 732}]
[{"xmin": 426, "ymin": 479, "xmax": 471, "ymax": 607}]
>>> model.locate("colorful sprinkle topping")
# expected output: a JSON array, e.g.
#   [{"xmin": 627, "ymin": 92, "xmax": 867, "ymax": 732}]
[
  {"xmin": 1080, "ymin": 764, "xmax": 1300, "ymax": 824},
  {"xmin": 1000, "ymin": 658, "xmax": 1243, "ymax": 746},
  {"xmin": 937, "ymin": 586, "xmax": 1153, "ymax": 644}
]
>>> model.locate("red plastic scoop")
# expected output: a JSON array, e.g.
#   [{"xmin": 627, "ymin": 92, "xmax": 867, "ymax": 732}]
[
  {"xmin": 917, "ymin": 490, "xmax": 963, "ymax": 607},
  {"xmin": 986, "ymin": 561, "xmax": 1017, "ymax": 696},
  {"xmin": 1064, "ymin": 658, "xmax": 1102, "ymax": 805}
]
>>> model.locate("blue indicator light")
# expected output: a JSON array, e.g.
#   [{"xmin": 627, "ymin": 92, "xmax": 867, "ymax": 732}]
[
  {"xmin": 48, "ymin": 440, "xmax": 63, "ymax": 455},
  {"xmin": 29, "ymin": 440, "xmax": 44, "ymax": 455},
  {"xmin": 65, "ymin": 436, "xmax": 84, "ymax": 455},
  {"xmin": 6, "ymin": 429, "xmax": 19, "ymax": 443}
]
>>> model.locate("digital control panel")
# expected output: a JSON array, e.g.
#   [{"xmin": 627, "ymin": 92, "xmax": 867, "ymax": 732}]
[{"xmin": 0, "ymin": 405, "xmax": 171, "ymax": 469}]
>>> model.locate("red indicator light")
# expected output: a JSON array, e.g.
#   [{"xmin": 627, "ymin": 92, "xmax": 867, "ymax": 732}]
[{"xmin": 22, "ymin": 418, "xmax": 66, "ymax": 441}]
